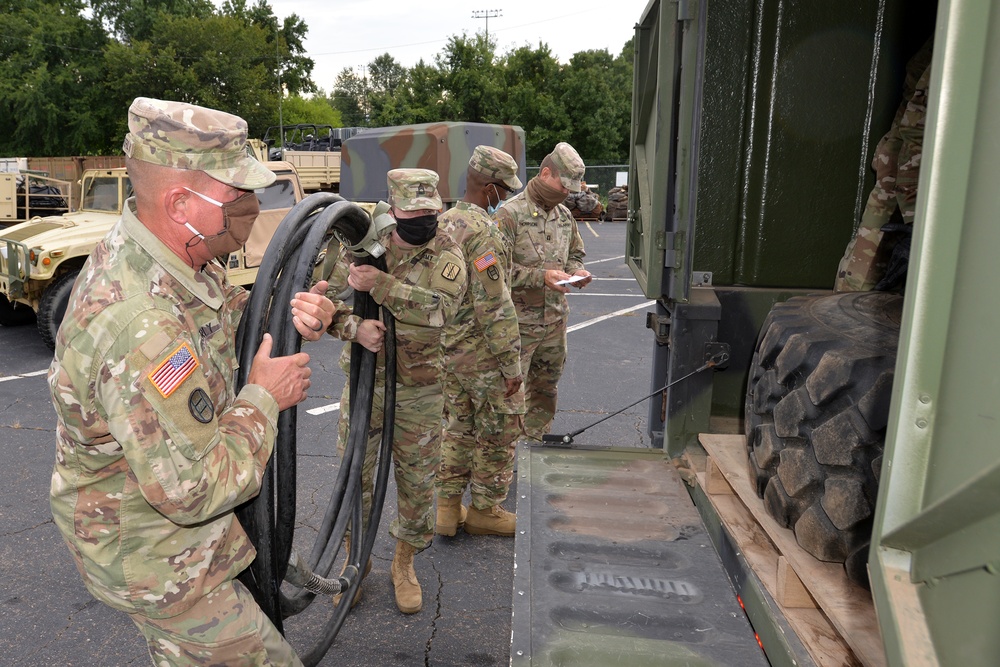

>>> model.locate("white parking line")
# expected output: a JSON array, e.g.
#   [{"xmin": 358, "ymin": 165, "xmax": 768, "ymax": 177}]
[
  {"xmin": 568, "ymin": 293, "xmax": 649, "ymax": 297},
  {"xmin": 566, "ymin": 300, "xmax": 656, "ymax": 333},
  {"xmin": 306, "ymin": 401, "xmax": 341, "ymax": 416},
  {"xmin": 0, "ymin": 369, "xmax": 48, "ymax": 383},
  {"xmin": 587, "ymin": 254, "xmax": 626, "ymax": 264}
]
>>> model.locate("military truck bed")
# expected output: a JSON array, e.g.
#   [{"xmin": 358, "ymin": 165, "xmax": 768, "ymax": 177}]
[
  {"xmin": 691, "ymin": 434, "xmax": 887, "ymax": 666},
  {"xmin": 511, "ymin": 445, "xmax": 769, "ymax": 666}
]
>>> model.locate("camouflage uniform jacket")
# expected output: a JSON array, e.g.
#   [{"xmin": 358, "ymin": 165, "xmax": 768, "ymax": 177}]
[
  {"xmin": 49, "ymin": 200, "xmax": 279, "ymax": 619},
  {"xmin": 494, "ymin": 190, "xmax": 586, "ymax": 326},
  {"xmin": 326, "ymin": 229, "xmax": 467, "ymax": 387},
  {"xmin": 439, "ymin": 201, "xmax": 521, "ymax": 379}
]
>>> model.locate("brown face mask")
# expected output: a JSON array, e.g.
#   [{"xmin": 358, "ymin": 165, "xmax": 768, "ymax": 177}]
[
  {"xmin": 183, "ymin": 188, "xmax": 260, "ymax": 258},
  {"xmin": 527, "ymin": 176, "xmax": 567, "ymax": 211}
]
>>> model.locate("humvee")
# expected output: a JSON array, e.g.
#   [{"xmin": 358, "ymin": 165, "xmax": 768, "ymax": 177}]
[{"xmin": 0, "ymin": 162, "xmax": 305, "ymax": 348}]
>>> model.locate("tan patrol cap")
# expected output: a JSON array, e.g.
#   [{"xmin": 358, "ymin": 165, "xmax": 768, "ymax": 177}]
[
  {"xmin": 122, "ymin": 97, "xmax": 275, "ymax": 190},
  {"xmin": 548, "ymin": 142, "xmax": 586, "ymax": 193},
  {"xmin": 387, "ymin": 168, "xmax": 443, "ymax": 211},
  {"xmin": 469, "ymin": 145, "xmax": 522, "ymax": 191}
]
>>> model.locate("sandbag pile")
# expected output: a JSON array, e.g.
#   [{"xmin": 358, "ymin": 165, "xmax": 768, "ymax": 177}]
[
  {"xmin": 606, "ymin": 186, "xmax": 628, "ymax": 221},
  {"xmin": 565, "ymin": 187, "xmax": 604, "ymax": 221}
]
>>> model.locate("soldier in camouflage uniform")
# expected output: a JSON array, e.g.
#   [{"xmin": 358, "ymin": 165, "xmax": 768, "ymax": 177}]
[
  {"xmin": 494, "ymin": 142, "xmax": 592, "ymax": 441},
  {"xmin": 325, "ymin": 168, "xmax": 466, "ymax": 614},
  {"xmin": 435, "ymin": 146, "xmax": 525, "ymax": 538},
  {"xmin": 836, "ymin": 39, "xmax": 933, "ymax": 291},
  {"xmin": 48, "ymin": 98, "xmax": 336, "ymax": 666}
]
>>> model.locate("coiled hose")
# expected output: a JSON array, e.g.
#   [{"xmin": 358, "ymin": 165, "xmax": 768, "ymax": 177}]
[{"xmin": 234, "ymin": 192, "xmax": 396, "ymax": 665}]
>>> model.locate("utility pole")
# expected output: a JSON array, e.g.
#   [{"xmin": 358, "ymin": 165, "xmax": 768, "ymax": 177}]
[{"xmin": 471, "ymin": 9, "xmax": 502, "ymax": 42}]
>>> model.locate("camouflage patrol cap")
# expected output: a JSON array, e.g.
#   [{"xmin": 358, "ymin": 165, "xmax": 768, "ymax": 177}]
[
  {"xmin": 469, "ymin": 145, "xmax": 522, "ymax": 191},
  {"xmin": 548, "ymin": 142, "xmax": 586, "ymax": 193},
  {"xmin": 122, "ymin": 97, "xmax": 275, "ymax": 189},
  {"xmin": 387, "ymin": 168, "xmax": 443, "ymax": 211}
]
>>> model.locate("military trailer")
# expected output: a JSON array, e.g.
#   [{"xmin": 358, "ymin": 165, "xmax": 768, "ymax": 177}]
[
  {"xmin": 340, "ymin": 121, "xmax": 526, "ymax": 205},
  {"xmin": 512, "ymin": 0, "xmax": 998, "ymax": 665},
  {"xmin": 0, "ymin": 162, "xmax": 304, "ymax": 348}
]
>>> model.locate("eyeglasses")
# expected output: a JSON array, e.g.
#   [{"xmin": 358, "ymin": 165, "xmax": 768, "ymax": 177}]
[{"xmin": 491, "ymin": 182, "xmax": 514, "ymax": 194}]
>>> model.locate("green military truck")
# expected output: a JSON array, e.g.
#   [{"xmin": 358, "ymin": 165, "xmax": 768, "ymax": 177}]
[
  {"xmin": 340, "ymin": 121, "xmax": 526, "ymax": 205},
  {"xmin": 0, "ymin": 162, "xmax": 305, "ymax": 348},
  {"xmin": 513, "ymin": 0, "xmax": 997, "ymax": 665}
]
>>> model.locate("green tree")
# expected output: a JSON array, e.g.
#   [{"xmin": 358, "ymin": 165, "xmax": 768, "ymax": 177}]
[
  {"xmin": 560, "ymin": 49, "xmax": 629, "ymax": 163},
  {"xmin": 435, "ymin": 34, "xmax": 502, "ymax": 123},
  {"xmin": 90, "ymin": 0, "xmax": 213, "ymax": 42},
  {"xmin": 0, "ymin": 0, "xmax": 111, "ymax": 155},
  {"xmin": 330, "ymin": 67, "xmax": 368, "ymax": 127},
  {"xmin": 278, "ymin": 94, "xmax": 342, "ymax": 127},
  {"xmin": 221, "ymin": 0, "xmax": 314, "ymax": 95},
  {"xmin": 498, "ymin": 43, "xmax": 570, "ymax": 162}
]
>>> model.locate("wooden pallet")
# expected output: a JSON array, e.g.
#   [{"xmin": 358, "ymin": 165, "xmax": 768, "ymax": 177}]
[{"xmin": 696, "ymin": 433, "xmax": 887, "ymax": 667}]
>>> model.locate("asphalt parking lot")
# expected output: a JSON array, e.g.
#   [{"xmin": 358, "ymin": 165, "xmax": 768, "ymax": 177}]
[{"xmin": 0, "ymin": 221, "xmax": 656, "ymax": 666}]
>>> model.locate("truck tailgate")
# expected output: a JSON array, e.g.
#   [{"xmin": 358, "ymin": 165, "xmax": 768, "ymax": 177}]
[{"xmin": 511, "ymin": 445, "xmax": 768, "ymax": 666}]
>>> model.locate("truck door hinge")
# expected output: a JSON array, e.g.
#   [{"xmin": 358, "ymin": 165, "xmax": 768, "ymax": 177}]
[{"xmin": 676, "ymin": 0, "xmax": 695, "ymax": 21}]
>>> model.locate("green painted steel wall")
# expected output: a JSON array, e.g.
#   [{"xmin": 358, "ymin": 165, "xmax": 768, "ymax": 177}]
[
  {"xmin": 870, "ymin": 1, "xmax": 1000, "ymax": 663},
  {"xmin": 629, "ymin": 0, "xmax": 937, "ymax": 295}
]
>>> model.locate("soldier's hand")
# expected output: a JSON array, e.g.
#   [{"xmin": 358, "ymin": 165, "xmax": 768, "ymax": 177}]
[
  {"xmin": 544, "ymin": 269, "xmax": 573, "ymax": 293},
  {"xmin": 570, "ymin": 269, "xmax": 593, "ymax": 289},
  {"xmin": 357, "ymin": 319, "xmax": 387, "ymax": 353},
  {"xmin": 348, "ymin": 264, "xmax": 382, "ymax": 293},
  {"xmin": 248, "ymin": 334, "xmax": 312, "ymax": 411},
  {"xmin": 504, "ymin": 375, "xmax": 523, "ymax": 398},
  {"xmin": 291, "ymin": 280, "xmax": 335, "ymax": 341}
]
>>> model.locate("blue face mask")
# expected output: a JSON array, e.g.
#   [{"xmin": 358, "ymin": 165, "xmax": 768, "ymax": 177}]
[{"xmin": 486, "ymin": 184, "xmax": 503, "ymax": 216}]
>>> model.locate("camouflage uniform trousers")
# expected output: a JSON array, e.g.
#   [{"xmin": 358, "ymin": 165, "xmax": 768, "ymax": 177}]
[
  {"xmin": 129, "ymin": 579, "xmax": 302, "ymax": 666},
  {"xmin": 437, "ymin": 369, "xmax": 523, "ymax": 509},
  {"xmin": 338, "ymin": 378, "xmax": 443, "ymax": 551},
  {"xmin": 518, "ymin": 320, "xmax": 568, "ymax": 441}
]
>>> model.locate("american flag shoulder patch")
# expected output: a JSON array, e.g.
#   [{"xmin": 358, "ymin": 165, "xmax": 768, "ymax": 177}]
[
  {"xmin": 148, "ymin": 342, "xmax": 199, "ymax": 398},
  {"xmin": 474, "ymin": 251, "xmax": 497, "ymax": 272}
]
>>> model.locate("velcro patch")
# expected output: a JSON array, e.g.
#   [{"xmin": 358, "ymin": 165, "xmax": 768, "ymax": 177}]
[
  {"xmin": 148, "ymin": 342, "xmax": 199, "ymax": 398},
  {"xmin": 441, "ymin": 262, "xmax": 461, "ymax": 281},
  {"xmin": 474, "ymin": 251, "xmax": 497, "ymax": 272}
]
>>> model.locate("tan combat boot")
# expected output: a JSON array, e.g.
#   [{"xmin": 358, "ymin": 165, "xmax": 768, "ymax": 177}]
[
  {"xmin": 332, "ymin": 537, "xmax": 372, "ymax": 608},
  {"xmin": 465, "ymin": 505, "xmax": 516, "ymax": 537},
  {"xmin": 390, "ymin": 540, "xmax": 422, "ymax": 614},
  {"xmin": 435, "ymin": 495, "xmax": 468, "ymax": 536}
]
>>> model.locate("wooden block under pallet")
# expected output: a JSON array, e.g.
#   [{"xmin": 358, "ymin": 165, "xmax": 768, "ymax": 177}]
[
  {"xmin": 698, "ymin": 433, "xmax": 886, "ymax": 667},
  {"xmin": 777, "ymin": 555, "xmax": 817, "ymax": 609},
  {"xmin": 706, "ymin": 456, "xmax": 734, "ymax": 495}
]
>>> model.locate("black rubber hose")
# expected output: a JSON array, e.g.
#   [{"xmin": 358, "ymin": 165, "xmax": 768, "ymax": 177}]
[{"xmin": 234, "ymin": 192, "xmax": 396, "ymax": 664}]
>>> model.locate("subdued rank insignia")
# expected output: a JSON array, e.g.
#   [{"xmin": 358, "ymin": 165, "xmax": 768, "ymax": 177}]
[
  {"xmin": 148, "ymin": 343, "xmax": 199, "ymax": 398},
  {"xmin": 199, "ymin": 321, "xmax": 221, "ymax": 339},
  {"xmin": 441, "ymin": 262, "xmax": 461, "ymax": 281},
  {"xmin": 487, "ymin": 265, "xmax": 500, "ymax": 281},
  {"xmin": 188, "ymin": 388, "xmax": 214, "ymax": 424}
]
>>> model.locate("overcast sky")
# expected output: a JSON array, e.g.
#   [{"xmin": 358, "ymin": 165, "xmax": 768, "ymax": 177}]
[{"xmin": 257, "ymin": 0, "xmax": 651, "ymax": 93}]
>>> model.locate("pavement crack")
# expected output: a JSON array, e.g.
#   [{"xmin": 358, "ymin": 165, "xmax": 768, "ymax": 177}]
[
  {"xmin": 424, "ymin": 558, "xmax": 443, "ymax": 667},
  {"xmin": 3, "ymin": 518, "xmax": 53, "ymax": 537}
]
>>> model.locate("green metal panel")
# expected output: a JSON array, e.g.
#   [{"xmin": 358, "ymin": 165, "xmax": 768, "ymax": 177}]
[
  {"xmin": 627, "ymin": 0, "xmax": 695, "ymax": 301},
  {"xmin": 870, "ymin": 1, "xmax": 1000, "ymax": 664},
  {"xmin": 628, "ymin": 0, "xmax": 937, "ymax": 296}
]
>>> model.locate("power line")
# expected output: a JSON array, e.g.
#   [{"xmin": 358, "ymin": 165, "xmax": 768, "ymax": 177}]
[{"xmin": 471, "ymin": 9, "xmax": 502, "ymax": 42}]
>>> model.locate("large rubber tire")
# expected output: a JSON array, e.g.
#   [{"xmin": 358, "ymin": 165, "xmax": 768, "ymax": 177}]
[
  {"xmin": 37, "ymin": 270, "xmax": 80, "ymax": 350},
  {"xmin": 0, "ymin": 294, "xmax": 35, "ymax": 327},
  {"xmin": 745, "ymin": 292, "xmax": 902, "ymax": 588}
]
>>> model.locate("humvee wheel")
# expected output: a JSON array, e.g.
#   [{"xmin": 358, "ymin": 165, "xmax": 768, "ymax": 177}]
[
  {"xmin": 38, "ymin": 270, "xmax": 80, "ymax": 350},
  {"xmin": 0, "ymin": 294, "xmax": 35, "ymax": 327},
  {"xmin": 745, "ymin": 291, "xmax": 901, "ymax": 588}
]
